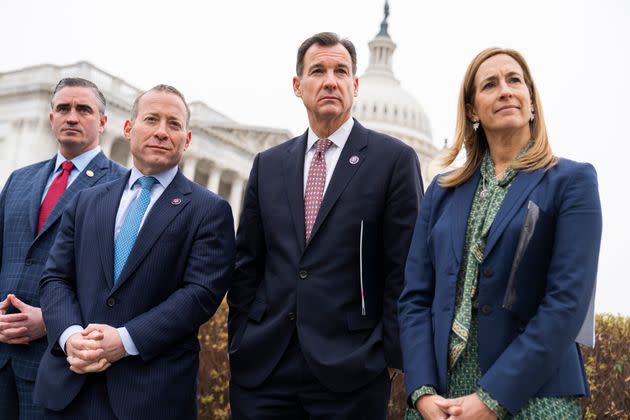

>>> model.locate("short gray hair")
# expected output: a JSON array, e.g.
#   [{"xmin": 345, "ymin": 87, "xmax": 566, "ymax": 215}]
[{"xmin": 51, "ymin": 77, "xmax": 106, "ymax": 115}]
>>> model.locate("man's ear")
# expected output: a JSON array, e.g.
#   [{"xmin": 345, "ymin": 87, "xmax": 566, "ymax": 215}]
[
  {"xmin": 293, "ymin": 76, "xmax": 302, "ymax": 97},
  {"xmin": 123, "ymin": 120, "xmax": 133, "ymax": 141}
]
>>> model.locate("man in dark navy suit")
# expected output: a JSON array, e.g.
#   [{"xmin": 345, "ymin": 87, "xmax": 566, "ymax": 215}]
[
  {"xmin": 0, "ymin": 78, "xmax": 126, "ymax": 419},
  {"xmin": 228, "ymin": 32, "xmax": 423, "ymax": 419},
  {"xmin": 34, "ymin": 84, "xmax": 235, "ymax": 419}
]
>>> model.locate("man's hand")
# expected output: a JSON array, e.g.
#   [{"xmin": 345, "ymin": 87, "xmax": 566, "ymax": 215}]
[
  {"xmin": 0, "ymin": 294, "xmax": 46, "ymax": 344},
  {"xmin": 66, "ymin": 330, "xmax": 110, "ymax": 374},
  {"xmin": 433, "ymin": 393, "xmax": 497, "ymax": 420},
  {"xmin": 83, "ymin": 324, "xmax": 127, "ymax": 364},
  {"xmin": 416, "ymin": 394, "xmax": 462, "ymax": 420}
]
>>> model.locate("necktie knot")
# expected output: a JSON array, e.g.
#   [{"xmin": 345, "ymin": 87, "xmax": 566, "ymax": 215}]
[
  {"xmin": 137, "ymin": 176, "xmax": 158, "ymax": 191},
  {"xmin": 315, "ymin": 139, "xmax": 333, "ymax": 155},
  {"xmin": 61, "ymin": 161, "xmax": 74, "ymax": 173}
]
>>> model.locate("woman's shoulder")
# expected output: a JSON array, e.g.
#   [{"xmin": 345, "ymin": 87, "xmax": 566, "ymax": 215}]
[{"xmin": 546, "ymin": 157, "xmax": 598, "ymax": 181}]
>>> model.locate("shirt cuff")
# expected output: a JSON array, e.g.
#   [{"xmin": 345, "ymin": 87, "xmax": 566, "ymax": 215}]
[
  {"xmin": 117, "ymin": 327, "xmax": 138, "ymax": 356},
  {"xmin": 410, "ymin": 385, "xmax": 438, "ymax": 409},
  {"xmin": 476, "ymin": 387, "xmax": 508, "ymax": 420},
  {"xmin": 59, "ymin": 325, "xmax": 84, "ymax": 354}
]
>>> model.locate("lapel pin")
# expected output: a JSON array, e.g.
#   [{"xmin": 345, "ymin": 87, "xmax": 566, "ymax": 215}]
[
  {"xmin": 171, "ymin": 197, "xmax": 182, "ymax": 206},
  {"xmin": 86, "ymin": 170, "xmax": 94, "ymax": 177},
  {"xmin": 349, "ymin": 155, "xmax": 360, "ymax": 165}
]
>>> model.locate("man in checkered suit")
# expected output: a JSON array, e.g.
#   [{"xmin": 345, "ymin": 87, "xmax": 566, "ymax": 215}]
[{"xmin": 0, "ymin": 77, "xmax": 126, "ymax": 419}]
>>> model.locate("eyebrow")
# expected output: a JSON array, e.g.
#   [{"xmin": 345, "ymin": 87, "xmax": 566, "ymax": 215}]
[
  {"xmin": 479, "ymin": 71, "xmax": 523, "ymax": 84},
  {"xmin": 55, "ymin": 102, "xmax": 94, "ymax": 111},
  {"xmin": 308, "ymin": 62, "xmax": 350, "ymax": 71}
]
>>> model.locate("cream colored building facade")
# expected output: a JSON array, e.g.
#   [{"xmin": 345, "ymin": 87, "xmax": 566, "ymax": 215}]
[{"xmin": 0, "ymin": 62, "xmax": 291, "ymax": 225}]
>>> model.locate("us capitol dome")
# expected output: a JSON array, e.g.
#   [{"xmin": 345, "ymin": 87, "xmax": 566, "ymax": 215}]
[{"xmin": 352, "ymin": 1, "xmax": 439, "ymax": 187}]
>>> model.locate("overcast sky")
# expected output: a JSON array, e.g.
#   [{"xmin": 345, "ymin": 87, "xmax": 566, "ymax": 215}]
[{"xmin": 1, "ymin": 0, "xmax": 628, "ymax": 314}]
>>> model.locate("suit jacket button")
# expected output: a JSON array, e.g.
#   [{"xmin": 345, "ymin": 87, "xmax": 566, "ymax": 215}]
[
  {"xmin": 25, "ymin": 258, "xmax": 33, "ymax": 266},
  {"xmin": 482, "ymin": 267, "xmax": 493, "ymax": 277},
  {"xmin": 481, "ymin": 304, "xmax": 492, "ymax": 315},
  {"xmin": 106, "ymin": 298, "xmax": 116, "ymax": 307},
  {"xmin": 288, "ymin": 312, "xmax": 296, "ymax": 321},
  {"xmin": 299, "ymin": 270, "xmax": 308, "ymax": 279}
]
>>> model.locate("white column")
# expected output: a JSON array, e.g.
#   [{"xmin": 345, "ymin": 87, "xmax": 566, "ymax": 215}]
[
  {"xmin": 101, "ymin": 136, "xmax": 114, "ymax": 157},
  {"xmin": 207, "ymin": 165, "xmax": 223, "ymax": 193},
  {"xmin": 229, "ymin": 177, "xmax": 245, "ymax": 228},
  {"xmin": 182, "ymin": 156, "xmax": 198, "ymax": 180}
]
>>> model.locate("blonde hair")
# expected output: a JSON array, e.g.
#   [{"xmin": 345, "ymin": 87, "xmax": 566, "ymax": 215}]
[{"xmin": 440, "ymin": 48, "xmax": 557, "ymax": 188}]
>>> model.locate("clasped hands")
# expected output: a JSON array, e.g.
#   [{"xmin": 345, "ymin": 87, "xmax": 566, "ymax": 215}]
[
  {"xmin": 65, "ymin": 324, "xmax": 127, "ymax": 374},
  {"xmin": 416, "ymin": 393, "xmax": 497, "ymax": 420},
  {"xmin": 0, "ymin": 294, "xmax": 46, "ymax": 344}
]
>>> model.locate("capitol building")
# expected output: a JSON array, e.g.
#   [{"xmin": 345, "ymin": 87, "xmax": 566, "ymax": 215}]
[{"xmin": 0, "ymin": 2, "xmax": 438, "ymax": 224}]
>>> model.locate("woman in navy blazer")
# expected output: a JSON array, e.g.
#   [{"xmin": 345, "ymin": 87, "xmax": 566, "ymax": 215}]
[{"xmin": 399, "ymin": 48, "xmax": 602, "ymax": 419}]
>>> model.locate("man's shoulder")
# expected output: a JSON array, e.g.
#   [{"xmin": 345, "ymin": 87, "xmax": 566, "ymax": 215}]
[
  {"xmin": 362, "ymin": 125, "xmax": 415, "ymax": 154},
  {"xmin": 179, "ymin": 172, "xmax": 231, "ymax": 211},
  {"xmin": 259, "ymin": 133, "xmax": 303, "ymax": 158}
]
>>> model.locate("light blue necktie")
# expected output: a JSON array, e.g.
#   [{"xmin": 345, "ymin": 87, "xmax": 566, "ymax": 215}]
[{"xmin": 113, "ymin": 176, "xmax": 158, "ymax": 283}]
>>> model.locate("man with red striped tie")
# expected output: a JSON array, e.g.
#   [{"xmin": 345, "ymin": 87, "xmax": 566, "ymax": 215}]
[{"xmin": 0, "ymin": 78, "xmax": 125, "ymax": 419}]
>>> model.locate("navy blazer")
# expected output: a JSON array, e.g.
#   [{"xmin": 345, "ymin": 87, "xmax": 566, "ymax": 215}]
[
  {"xmin": 399, "ymin": 158, "xmax": 602, "ymax": 414},
  {"xmin": 0, "ymin": 152, "xmax": 125, "ymax": 381},
  {"xmin": 228, "ymin": 120, "xmax": 423, "ymax": 393},
  {"xmin": 33, "ymin": 170, "xmax": 235, "ymax": 419}
]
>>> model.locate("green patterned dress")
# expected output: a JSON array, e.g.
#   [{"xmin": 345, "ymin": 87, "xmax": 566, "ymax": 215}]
[{"xmin": 405, "ymin": 151, "xmax": 581, "ymax": 420}]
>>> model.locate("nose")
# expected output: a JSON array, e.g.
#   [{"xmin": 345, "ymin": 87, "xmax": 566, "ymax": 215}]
[
  {"xmin": 323, "ymin": 70, "xmax": 337, "ymax": 89},
  {"xmin": 498, "ymin": 80, "xmax": 513, "ymax": 99},
  {"xmin": 154, "ymin": 120, "xmax": 169, "ymax": 140},
  {"xmin": 65, "ymin": 109, "xmax": 79, "ymax": 124}
]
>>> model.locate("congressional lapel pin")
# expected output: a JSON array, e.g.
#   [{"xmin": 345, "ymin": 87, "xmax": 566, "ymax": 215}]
[
  {"xmin": 86, "ymin": 170, "xmax": 94, "ymax": 177},
  {"xmin": 171, "ymin": 197, "xmax": 182, "ymax": 206},
  {"xmin": 349, "ymin": 155, "xmax": 360, "ymax": 165}
]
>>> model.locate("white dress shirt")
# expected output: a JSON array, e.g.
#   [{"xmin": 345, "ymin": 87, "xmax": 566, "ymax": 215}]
[
  {"xmin": 303, "ymin": 117, "xmax": 354, "ymax": 195},
  {"xmin": 59, "ymin": 165, "xmax": 179, "ymax": 357}
]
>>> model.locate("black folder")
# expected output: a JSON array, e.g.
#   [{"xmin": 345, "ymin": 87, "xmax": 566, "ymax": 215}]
[
  {"xmin": 503, "ymin": 200, "xmax": 554, "ymax": 320},
  {"xmin": 503, "ymin": 200, "xmax": 595, "ymax": 346}
]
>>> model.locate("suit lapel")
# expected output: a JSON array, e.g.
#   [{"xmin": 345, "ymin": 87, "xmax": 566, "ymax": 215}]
[
  {"xmin": 307, "ymin": 120, "xmax": 368, "ymax": 245},
  {"xmin": 484, "ymin": 168, "xmax": 546, "ymax": 258},
  {"xmin": 111, "ymin": 171, "xmax": 192, "ymax": 292},
  {"xmin": 28, "ymin": 158, "xmax": 56, "ymax": 238},
  {"xmin": 36, "ymin": 152, "xmax": 111, "ymax": 239},
  {"xmin": 97, "ymin": 174, "xmax": 130, "ymax": 289},
  {"xmin": 449, "ymin": 170, "xmax": 481, "ymax": 266},
  {"xmin": 283, "ymin": 131, "xmax": 308, "ymax": 253}
]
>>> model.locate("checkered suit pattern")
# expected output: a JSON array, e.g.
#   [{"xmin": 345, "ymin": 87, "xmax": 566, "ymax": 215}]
[{"xmin": 0, "ymin": 152, "xmax": 125, "ymax": 418}]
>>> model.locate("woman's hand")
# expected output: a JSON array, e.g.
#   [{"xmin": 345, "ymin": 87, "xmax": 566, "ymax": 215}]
[
  {"xmin": 416, "ymin": 394, "xmax": 463, "ymax": 420},
  {"xmin": 433, "ymin": 393, "xmax": 497, "ymax": 420}
]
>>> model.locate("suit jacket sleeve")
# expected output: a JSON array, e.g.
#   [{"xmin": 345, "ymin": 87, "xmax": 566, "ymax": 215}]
[
  {"xmin": 227, "ymin": 154, "xmax": 266, "ymax": 347},
  {"xmin": 124, "ymin": 198, "xmax": 235, "ymax": 361},
  {"xmin": 39, "ymin": 193, "xmax": 85, "ymax": 351},
  {"xmin": 382, "ymin": 147, "xmax": 423, "ymax": 369},
  {"xmin": 399, "ymin": 180, "xmax": 439, "ymax": 396},
  {"xmin": 479, "ymin": 163, "xmax": 602, "ymax": 413}
]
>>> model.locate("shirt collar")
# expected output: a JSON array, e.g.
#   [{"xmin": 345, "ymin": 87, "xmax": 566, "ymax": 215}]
[
  {"xmin": 128, "ymin": 165, "xmax": 179, "ymax": 190},
  {"xmin": 54, "ymin": 146, "xmax": 102, "ymax": 174},
  {"xmin": 306, "ymin": 117, "xmax": 354, "ymax": 152}
]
